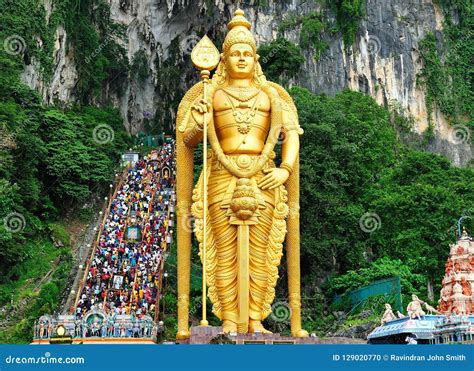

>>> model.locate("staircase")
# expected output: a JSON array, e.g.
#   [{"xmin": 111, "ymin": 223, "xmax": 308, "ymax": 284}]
[{"xmin": 33, "ymin": 142, "xmax": 176, "ymax": 344}]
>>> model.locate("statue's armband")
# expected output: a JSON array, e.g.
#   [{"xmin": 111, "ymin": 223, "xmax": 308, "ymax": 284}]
[{"xmin": 282, "ymin": 102, "xmax": 303, "ymax": 135}]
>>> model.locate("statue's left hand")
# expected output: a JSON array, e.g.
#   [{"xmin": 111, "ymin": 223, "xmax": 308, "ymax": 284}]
[{"xmin": 258, "ymin": 168, "xmax": 290, "ymax": 190}]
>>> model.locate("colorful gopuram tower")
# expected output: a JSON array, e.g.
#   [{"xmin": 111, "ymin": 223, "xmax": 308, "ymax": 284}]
[{"xmin": 437, "ymin": 228, "xmax": 473, "ymax": 315}]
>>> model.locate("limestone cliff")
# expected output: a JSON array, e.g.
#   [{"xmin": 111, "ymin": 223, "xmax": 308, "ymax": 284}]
[{"xmin": 21, "ymin": 0, "xmax": 472, "ymax": 166}]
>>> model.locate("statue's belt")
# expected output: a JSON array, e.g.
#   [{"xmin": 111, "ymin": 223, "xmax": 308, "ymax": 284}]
[
  {"xmin": 202, "ymin": 153, "xmax": 278, "ymax": 210},
  {"xmin": 210, "ymin": 151, "xmax": 276, "ymax": 172}
]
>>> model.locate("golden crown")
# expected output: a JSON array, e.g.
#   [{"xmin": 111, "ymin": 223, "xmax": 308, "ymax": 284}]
[{"xmin": 222, "ymin": 9, "xmax": 256, "ymax": 54}]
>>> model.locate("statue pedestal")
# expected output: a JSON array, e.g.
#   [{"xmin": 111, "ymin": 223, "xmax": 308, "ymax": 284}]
[{"xmin": 177, "ymin": 326, "xmax": 324, "ymax": 344}]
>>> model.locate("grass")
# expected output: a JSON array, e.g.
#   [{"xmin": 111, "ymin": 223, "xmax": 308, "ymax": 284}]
[
  {"xmin": 48, "ymin": 222, "xmax": 71, "ymax": 246},
  {"xmin": 0, "ymin": 223, "xmax": 72, "ymax": 344},
  {"xmin": 0, "ymin": 239, "xmax": 61, "ymax": 302}
]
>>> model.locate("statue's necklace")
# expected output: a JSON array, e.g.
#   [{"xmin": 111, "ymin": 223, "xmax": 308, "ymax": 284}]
[
  {"xmin": 223, "ymin": 90, "xmax": 261, "ymax": 142},
  {"xmin": 222, "ymin": 86, "xmax": 260, "ymax": 102}
]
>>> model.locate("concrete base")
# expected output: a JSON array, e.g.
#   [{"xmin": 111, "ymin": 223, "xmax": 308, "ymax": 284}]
[{"xmin": 176, "ymin": 326, "xmax": 363, "ymax": 344}]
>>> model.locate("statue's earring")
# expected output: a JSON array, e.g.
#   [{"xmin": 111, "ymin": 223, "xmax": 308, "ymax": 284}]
[{"xmin": 217, "ymin": 53, "xmax": 227, "ymax": 84}]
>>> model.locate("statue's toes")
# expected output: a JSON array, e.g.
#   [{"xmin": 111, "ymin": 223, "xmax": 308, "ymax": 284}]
[
  {"xmin": 176, "ymin": 329, "xmax": 190, "ymax": 340},
  {"xmin": 293, "ymin": 329, "xmax": 309, "ymax": 338},
  {"xmin": 222, "ymin": 320, "xmax": 237, "ymax": 333}
]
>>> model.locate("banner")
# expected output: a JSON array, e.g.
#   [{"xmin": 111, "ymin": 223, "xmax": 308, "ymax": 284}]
[{"xmin": 0, "ymin": 344, "xmax": 471, "ymax": 371}]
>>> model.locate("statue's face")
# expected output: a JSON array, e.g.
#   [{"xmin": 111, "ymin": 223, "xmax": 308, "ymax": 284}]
[{"xmin": 225, "ymin": 43, "xmax": 255, "ymax": 79}]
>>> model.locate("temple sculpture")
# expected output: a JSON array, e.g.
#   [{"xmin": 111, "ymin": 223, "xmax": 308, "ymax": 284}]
[
  {"xmin": 407, "ymin": 294, "xmax": 426, "ymax": 320},
  {"xmin": 381, "ymin": 304, "xmax": 396, "ymax": 325},
  {"xmin": 175, "ymin": 9, "xmax": 307, "ymax": 339}
]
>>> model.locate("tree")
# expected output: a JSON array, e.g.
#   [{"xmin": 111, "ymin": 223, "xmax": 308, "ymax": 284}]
[{"xmin": 258, "ymin": 38, "xmax": 305, "ymax": 85}]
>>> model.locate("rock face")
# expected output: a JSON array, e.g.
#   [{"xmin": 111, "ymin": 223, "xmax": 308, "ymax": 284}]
[
  {"xmin": 21, "ymin": 24, "xmax": 78, "ymax": 105},
  {"xmin": 20, "ymin": 0, "xmax": 472, "ymax": 165}
]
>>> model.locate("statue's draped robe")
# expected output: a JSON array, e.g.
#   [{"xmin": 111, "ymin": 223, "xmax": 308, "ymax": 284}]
[{"xmin": 192, "ymin": 150, "xmax": 288, "ymax": 323}]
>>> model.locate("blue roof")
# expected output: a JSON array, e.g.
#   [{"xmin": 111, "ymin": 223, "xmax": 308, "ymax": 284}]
[{"xmin": 368, "ymin": 315, "xmax": 449, "ymax": 340}]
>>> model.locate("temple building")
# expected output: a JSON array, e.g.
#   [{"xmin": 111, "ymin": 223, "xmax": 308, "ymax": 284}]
[{"xmin": 368, "ymin": 229, "xmax": 474, "ymax": 344}]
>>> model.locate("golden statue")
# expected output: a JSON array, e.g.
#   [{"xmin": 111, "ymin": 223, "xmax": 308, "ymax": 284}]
[{"xmin": 176, "ymin": 9, "xmax": 308, "ymax": 339}]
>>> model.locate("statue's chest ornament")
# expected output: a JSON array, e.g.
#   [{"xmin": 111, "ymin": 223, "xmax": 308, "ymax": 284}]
[{"xmin": 222, "ymin": 88, "xmax": 262, "ymax": 140}]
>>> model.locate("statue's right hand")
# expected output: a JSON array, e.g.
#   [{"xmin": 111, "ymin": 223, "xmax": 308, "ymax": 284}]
[{"xmin": 191, "ymin": 99, "xmax": 212, "ymax": 128}]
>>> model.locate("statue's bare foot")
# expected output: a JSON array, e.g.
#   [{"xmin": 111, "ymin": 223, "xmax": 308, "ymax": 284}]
[
  {"xmin": 293, "ymin": 329, "xmax": 309, "ymax": 338},
  {"xmin": 176, "ymin": 329, "xmax": 190, "ymax": 340},
  {"xmin": 248, "ymin": 320, "xmax": 272, "ymax": 334},
  {"xmin": 222, "ymin": 320, "xmax": 238, "ymax": 334}
]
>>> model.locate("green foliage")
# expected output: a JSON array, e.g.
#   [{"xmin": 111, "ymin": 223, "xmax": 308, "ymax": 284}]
[
  {"xmin": 53, "ymin": 0, "xmax": 129, "ymax": 102},
  {"xmin": 258, "ymin": 38, "xmax": 305, "ymax": 84},
  {"xmin": 277, "ymin": 14, "xmax": 300, "ymax": 34},
  {"xmin": 276, "ymin": 11, "xmax": 329, "ymax": 60},
  {"xmin": 0, "ymin": 0, "xmax": 57, "ymax": 78},
  {"xmin": 256, "ymin": 0, "xmax": 270, "ymax": 8},
  {"xmin": 330, "ymin": 0, "xmax": 366, "ymax": 46},
  {"xmin": 39, "ymin": 106, "xmax": 128, "ymax": 202},
  {"xmin": 275, "ymin": 2, "xmax": 366, "ymax": 61},
  {"xmin": 389, "ymin": 100, "xmax": 415, "ymax": 133},
  {"xmin": 48, "ymin": 222, "xmax": 70, "ymax": 246},
  {"xmin": 153, "ymin": 37, "xmax": 185, "ymax": 134},
  {"xmin": 131, "ymin": 50, "xmax": 150, "ymax": 83},
  {"xmin": 0, "ymin": 0, "xmax": 129, "ymax": 99},
  {"xmin": 290, "ymin": 87, "xmax": 398, "ymax": 274},
  {"xmin": 327, "ymin": 257, "xmax": 425, "ymax": 298},
  {"xmin": 418, "ymin": 33, "xmax": 454, "ymax": 127},
  {"xmin": 363, "ymin": 150, "xmax": 474, "ymax": 281},
  {"xmin": 418, "ymin": 2, "xmax": 473, "ymax": 132},
  {"xmin": 291, "ymin": 88, "xmax": 473, "ymax": 333},
  {"xmin": 299, "ymin": 12, "xmax": 329, "ymax": 60},
  {"xmin": 0, "ymin": 0, "xmax": 131, "ymax": 344},
  {"xmin": 0, "ymin": 238, "xmax": 72, "ymax": 343}
]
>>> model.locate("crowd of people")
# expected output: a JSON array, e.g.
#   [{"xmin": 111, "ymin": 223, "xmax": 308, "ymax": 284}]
[{"xmin": 75, "ymin": 141, "xmax": 176, "ymax": 322}]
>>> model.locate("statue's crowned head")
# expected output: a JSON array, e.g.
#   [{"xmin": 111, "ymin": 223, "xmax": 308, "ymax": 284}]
[
  {"xmin": 222, "ymin": 8, "xmax": 257, "ymax": 56},
  {"xmin": 217, "ymin": 9, "xmax": 263, "ymax": 84}
]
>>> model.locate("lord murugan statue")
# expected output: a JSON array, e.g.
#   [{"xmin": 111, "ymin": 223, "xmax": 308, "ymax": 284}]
[{"xmin": 175, "ymin": 9, "xmax": 307, "ymax": 339}]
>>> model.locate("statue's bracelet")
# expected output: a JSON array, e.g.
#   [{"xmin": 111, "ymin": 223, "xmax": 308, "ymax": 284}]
[
  {"xmin": 280, "ymin": 162, "xmax": 293, "ymax": 175},
  {"xmin": 190, "ymin": 110, "xmax": 204, "ymax": 130}
]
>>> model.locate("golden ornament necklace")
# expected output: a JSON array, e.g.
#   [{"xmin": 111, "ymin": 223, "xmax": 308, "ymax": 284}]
[
  {"xmin": 223, "ymin": 90, "xmax": 261, "ymax": 141},
  {"xmin": 222, "ymin": 86, "xmax": 260, "ymax": 102}
]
